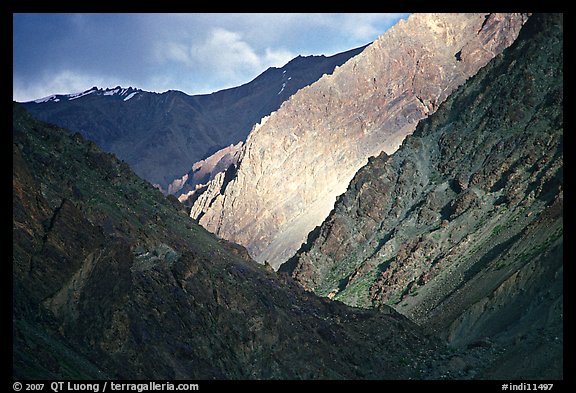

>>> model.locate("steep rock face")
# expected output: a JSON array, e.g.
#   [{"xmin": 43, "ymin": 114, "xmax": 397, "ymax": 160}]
[
  {"xmin": 191, "ymin": 13, "xmax": 528, "ymax": 268},
  {"xmin": 13, "ymin": 104, "xmax": 449, "ymax": 380},
  {"xmin": 169, "ymin": 142, "xmax": 243, "ymax": 197},
  {"xmin": 21, "ymin": 46, "xmax": 366, "ymax": 189},
  {"xmin": 281, "ymin": 13, "xmax": 563, "ymax": 379}
]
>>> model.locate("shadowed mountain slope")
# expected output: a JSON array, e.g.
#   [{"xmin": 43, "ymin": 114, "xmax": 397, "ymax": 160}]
[
  {"xmin": 13, "ymin": 103, "xmax": 450, "ymax": 380},
  {"xmin": 20, "ymin": 47, "xmax": 366, "ymax": 189},
  {"xmin": 281, "ymin": 13, "xmax": 563, "ymax": 380}
]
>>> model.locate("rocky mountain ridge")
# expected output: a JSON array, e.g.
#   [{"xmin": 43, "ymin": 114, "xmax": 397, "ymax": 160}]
[
  {"xmin": 21, "ymin": 45, "xmax": 367, "ymax": 189},
  {"xmin": 12, "ymin": 12, "xmax": 563, "ymax": 381},
  {"xmin": 13, "ymin": 103, "xmax": 456, "ymax": 380},
  {"xmin": 169, "ymin": 142, "xmax": 243, "ymax": 199},
  {"xmin": 189, "ymin": 13, "xmax": 529, "ymax": 268},
  {"xmin": 32, "ymin": 86, "xmax": 143, "ymax": 103},
  {"xmin": 280, "ymin": 13, "xmax": 563, "ymax": 379}
]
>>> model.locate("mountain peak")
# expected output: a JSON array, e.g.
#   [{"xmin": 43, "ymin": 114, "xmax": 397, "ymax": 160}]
[{"xmin": 28, "ymin": 86, "xmax": 144, "ymax": 104}]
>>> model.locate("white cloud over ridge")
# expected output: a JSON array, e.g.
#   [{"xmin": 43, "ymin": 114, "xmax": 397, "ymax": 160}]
[{"xmin": 157, "ymin": 27, "xmax": 295, "ymax": 84}]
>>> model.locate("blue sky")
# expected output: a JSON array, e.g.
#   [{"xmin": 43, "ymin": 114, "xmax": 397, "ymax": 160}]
[{"xmin": 13, "ymin": 13, "xmax": 409, "ymax": 102}]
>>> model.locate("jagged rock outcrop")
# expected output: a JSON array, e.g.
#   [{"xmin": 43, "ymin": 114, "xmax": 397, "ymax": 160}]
[
  {"xmin": 13, "ymin": 104, "xmax": 452, "ymax": 380},
  {"xmin": 281, "ymin": 13, "xmax": 563, "ymax": 379},
  {"xmin": 166, "ymin": 142, "xmax": 243, "ymax": 198},
  {"xmin": 191, "ymin": 13, "xmax": 529, "ymax": 268},
  {"xmin": 21, "ymin": 47, "xmax": 366, "ymax": 189}
]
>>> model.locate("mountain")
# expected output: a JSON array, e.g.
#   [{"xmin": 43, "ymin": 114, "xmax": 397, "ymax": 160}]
[
  {"xmin": 13, "ymin": 103, "xmax": 455, "ymax": 379},
  {"xmin": 31, "ymin": 86, "xmax": 143, "ymax": 103},
  {"xmin": 20, "ymin": 46, "xmax": 367, "ymax": 189},
  {"xmin": 170, "ymin": 141, "xmax": 244, "ymax": 199},
  {"xmin": 280, "ymin": 13, "xmax": 563, "ymax": 379},
  {"xmin": 188, "ymin": 13, "xmax": 529, "ymax": 268},
  {"xmin": 12, "ymin": 12, "xmax": 563, "ymax": 381}
]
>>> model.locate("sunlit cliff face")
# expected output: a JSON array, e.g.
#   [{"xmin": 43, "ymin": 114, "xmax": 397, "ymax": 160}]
[{"xmin": 190, "ymin": 13, "xmax": 529, "ymax": 269}]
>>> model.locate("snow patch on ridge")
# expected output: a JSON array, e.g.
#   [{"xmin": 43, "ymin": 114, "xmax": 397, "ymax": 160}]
[
  {"xmin": 123, "ymin": 92, "xmax": 139, "ymax": 101},
  {"xmin": 103, "ymin": 88, "xmax": 120, "ymax": 96},
  {"xmin": 34, "ymin": 95, "xmax": 58, "ymax": 103},
  {"xmin": 28, "ymin": 86, "xmax": 144, "ymax": 104},
  {"xmin": 68, "ymin": 88, "xmax": 98, "ymax": 100}
]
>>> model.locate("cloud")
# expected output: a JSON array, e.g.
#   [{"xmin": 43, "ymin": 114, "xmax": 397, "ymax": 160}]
[
  {"xmin": 334, "ymin": 13, "xmax": 409, "ymax": 41},
  {"xmin": 156, "ymin": 27, "xmax": 295, "ymax": 87},
  {"xmin": 340, "ymin": 14, "xmax": 397, "ymax": 40},
  {"xmin": 193, "ymin": 28, "xmax": 262, "ymax": 77},
  {"xmin": 162, "ymin": 42, "xmax": 193, "ymax": 65},
  {"xmin": 263, "ymin": 47, "xmax": 295, "ymax": 67}
]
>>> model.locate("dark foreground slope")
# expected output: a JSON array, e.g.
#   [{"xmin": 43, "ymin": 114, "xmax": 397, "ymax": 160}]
[
  {"xmin": 13, "ymin": 103, "xmax": 449, "ymax": 379},
  {"xmin": 21, "ymin": 47, "xmax": 366, "ymax": 189},
  {"xmin": 281, "ymin": 13, "xmax": 563, "ymax": 379}
]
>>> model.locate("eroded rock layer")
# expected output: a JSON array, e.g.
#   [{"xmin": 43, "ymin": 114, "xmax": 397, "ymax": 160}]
[
  {"xmin": 191, "ymin": 13, "xmax": 529, "ymax": 268},
  {"xmin": 281, "ymin": 13, "xmax": 563, "ymax": 379}
]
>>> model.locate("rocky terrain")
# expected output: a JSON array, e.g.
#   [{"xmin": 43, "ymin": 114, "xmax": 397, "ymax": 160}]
[
  {"xmin": 20, "ymin": 46, "xmax": 366, "ymax": 189},
  {"xmin": 189, "ymin": 13, "xmax": 529, "ymax": 268},
  {"xmin": 12, "ymin": 13, "xmax": 563, "ymax": 381},
  {"xmin": 171, "ymin": 141, "xmax": 243, "ymax": 200},
  {"xmin": 13, "ymin": 103, "xmax": 458, "ymax": 380},
  {"xmin": 281, "ymin": 13, "xmax": 563, "ymax": 379}
]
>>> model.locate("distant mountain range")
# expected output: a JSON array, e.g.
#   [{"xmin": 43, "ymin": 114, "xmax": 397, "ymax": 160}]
[
  {"xmin": 20, "ymin": 45, "xmax": 367, "ymax": 189},
  {"xmin": 31, "ymin": 86, "xmax": 143, "ymax": 103}
]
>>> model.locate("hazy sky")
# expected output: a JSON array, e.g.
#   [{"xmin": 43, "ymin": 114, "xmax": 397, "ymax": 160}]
[{"xmin": 13, "ymin": 13, "xmax": 410, "ymax": 102}]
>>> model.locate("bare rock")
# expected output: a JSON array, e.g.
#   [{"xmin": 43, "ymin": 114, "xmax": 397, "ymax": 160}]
[{"xmin": 191, "ymin": 13, "xmax": 528, "ymax": 269}]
